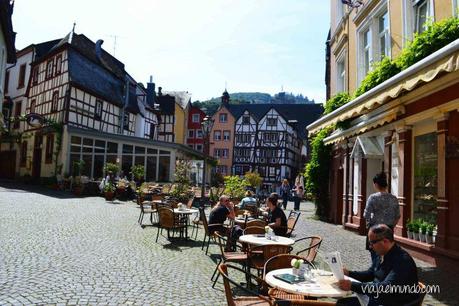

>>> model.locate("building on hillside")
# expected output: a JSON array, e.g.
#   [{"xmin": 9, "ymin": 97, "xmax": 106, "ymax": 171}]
[
  {"xmin": 186, "ymin": 105, "xmax": 206, "ymax": 152},
  {"xmin": 0, "ymin": 32, "xmax": 206, "ymax": 182},
  {"xmin": 209, "ymin": 90, "xmax": 323, "ymax": 191},
  {"xmin": 209, "ymin": 90, "xmax": 235, "ymax": 176},
  {"xmin": 0, "ymin": 0, "xmax": 16, "ymax": 130},
  {"xmin": 307, "ymin": 0, "xmax": 459, "ymax": 263}
]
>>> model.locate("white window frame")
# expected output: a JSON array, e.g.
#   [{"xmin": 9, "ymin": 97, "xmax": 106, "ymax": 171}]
[
  {"xmin": 192, "ymin": 113, "xmax": 200, "ymax": 123},
  {"xmin": 378, "ymin": 11, "xmax": 390, "ymax": 60},
  {"xmin": 335, "ymin": 49, "xmax": 346, "ymax": 93},
  {"xmin": 214, "ymin": 130, "xmax": 221, "ymax": 141},
  {"xmin": 219, "ymin": 113, "xmax": 227, "ymax": 123},
  {"xmin": 188, "ymin": 130, "xmax": 194, "ymax": 138},
  {"xmin": 196, "ymin": 130, "xmax": 203, "ymax": 138},
  {"xmin": 223, "ymin": 130, "xmax": 230, "ymax": 141},
  {"xmin": 356, "ymin": 0, "xmax": 390, "ymax": 84},
  {"xmin": 402, "ymin": 0, "xmax": 434, "ymax": 46},
  {"xmin": 196, "ymin": 144, "xmax": 203, "ymax": 152},
  {"xmin": 454, "ymin": 0, "xmax": 459, "ymax": 17}
]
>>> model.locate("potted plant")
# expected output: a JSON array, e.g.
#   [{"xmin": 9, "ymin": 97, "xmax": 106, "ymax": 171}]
[
  {"xmin": 104, "ymin": 162, "xmax": 120, "ymax": 180},
  {"xmin": 224, "ymin": 175, "xmax": 250, "ymax": 202},
  {"xmin": 406, "ymin": 219, "xmax": 414, "ymax": 239},
  {"xmin": 412, "ymin": 219, "xmax": 421, "ymax": 241},
  {"xmin": 104, "ymin": 182, "xmax": 116, "ymax": 201},
  {"xmin": 426, "ymin": 223, "xmax": 435, "ymax": 244},
  {"xmin": 419, "ymin": 221, "xmax": 428, "ymax": 243},
  {"xmin": 290, "ymin": 258, "xmax": 304, "ymax": 276},
  {"xmin": 131, "ymin": 164, "xmax": 145, "ymax": 183}
]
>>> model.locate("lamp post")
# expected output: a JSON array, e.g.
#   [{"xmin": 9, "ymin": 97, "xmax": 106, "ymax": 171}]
[{"xmin": 200, "ymin": 115, "xmax": 214, "ymax": 207}]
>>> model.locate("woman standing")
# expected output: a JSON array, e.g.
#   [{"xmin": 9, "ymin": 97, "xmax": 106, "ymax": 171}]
[
  {"xmin": 292, "ymin": 185, "xmax": 304, "ymax": 211},
  {"xmin": 279, "ymin": 179, "xmax": 290, "ymax": 210}
]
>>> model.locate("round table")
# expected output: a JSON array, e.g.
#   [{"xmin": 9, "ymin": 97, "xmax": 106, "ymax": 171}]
[
  {"xmin": 265, "ymin": 268, "xmax": 352, "ymax": 298},
  {"xmin": 239, "ymin": 234, "xmax": 295, "ymax": 246},
  {"xmin": 173, "ymin": 208, "xmax": 199, "ymax": 215}
]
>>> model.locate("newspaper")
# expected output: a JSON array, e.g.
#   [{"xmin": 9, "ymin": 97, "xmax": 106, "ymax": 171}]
[{"xmin": 322, "ymin": 251, "xmax": 344, "ymax": 280}]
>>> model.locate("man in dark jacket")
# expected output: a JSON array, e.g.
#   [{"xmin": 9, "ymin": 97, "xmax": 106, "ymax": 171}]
[{"xmin": 337, "ymin": 224, "xmax": 421, "ymax": 306}]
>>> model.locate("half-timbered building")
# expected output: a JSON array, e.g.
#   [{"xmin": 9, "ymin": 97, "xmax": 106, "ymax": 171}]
[
  {"xmin": 229, "ymin": 103, "xmax": 323, "ymax": 192},
  {"xmin": 12, "ymin": 32, "xmax": 204, "ymax": 182}
]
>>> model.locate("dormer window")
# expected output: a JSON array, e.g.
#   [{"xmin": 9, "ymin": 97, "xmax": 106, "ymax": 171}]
[
  {"xmin": 55, "ymin": 54, "xmax": 62, "ymax": 75},
  {"xmin": 267, "ymin": 117, "xmax": 277, "ymax": 126},
  {"xmin": 242, "ymin": 115, "xmax": 250, "ymax": 124},
  {"xmin": 219, "ymin": 113, "xmax": 228, "ymax": 123},
  {"xmin": 32, "ymin": 67, "xmax": 39, "ymax": 85}
]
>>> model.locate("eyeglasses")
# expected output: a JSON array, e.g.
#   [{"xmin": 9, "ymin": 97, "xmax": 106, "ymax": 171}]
[{"xmin": 369, "ymin": 238, "xmax": 384, "ymax": 245}]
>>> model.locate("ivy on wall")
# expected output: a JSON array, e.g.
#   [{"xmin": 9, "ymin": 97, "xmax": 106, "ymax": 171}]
[{"xmin": 305, "ymin": 17, "xmax": 459, "ymax": 220}]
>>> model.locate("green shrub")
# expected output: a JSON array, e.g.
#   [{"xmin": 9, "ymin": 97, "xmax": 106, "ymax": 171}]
[
  {"xmin": 354, "ymin": 57, "xmax": 401, "ymax": 98},
  {"xmin": 224, "ymin": 175, "xmax": 249, "ymax": 200}
]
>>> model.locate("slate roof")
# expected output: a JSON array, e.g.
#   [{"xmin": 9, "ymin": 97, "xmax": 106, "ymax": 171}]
[
  {"xmin": 163, "ymin": 91, "xmax": 191, "ymax": 110},
  {"xmin": 156, "ymin": 94, "xmax": 176, "ymax": 115},
  {"xmin": 67, "ymin": 48, "xmax": 125, "ymax": 107},
  {"xmin": 33, "ymin": 39, "xmax": 63, "ymax": 61},
  {"xmin": 227, "ymin": 103, "xmax": 324, "ymax": 139}
]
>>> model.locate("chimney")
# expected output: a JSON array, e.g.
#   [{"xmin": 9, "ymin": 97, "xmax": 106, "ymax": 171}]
[
  {"xmin": 158, "ymin": 86, "xmax": 162, "ymax": 96},
  {"xmin": 146, "ymin": 75, "xmax": 156, "ymax": 106},
  {"xmin": 95, "ymin": 39, "xmax": 104, "ymax": 62}
]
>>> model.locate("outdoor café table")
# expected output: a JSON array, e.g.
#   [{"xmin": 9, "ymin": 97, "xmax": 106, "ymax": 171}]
[
  {"xmin": 239, "ymin": 234, "xmax": 295, "ymax": 246},
  {"xmin": 173, "ymin": 208, "xmax": 199, "ymax": 237},
  {"xmin": 265, "ymin": 268, "xmax": 352, "ymax": 298}
]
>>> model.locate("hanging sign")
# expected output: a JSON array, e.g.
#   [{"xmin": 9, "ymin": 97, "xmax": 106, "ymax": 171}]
[{"xmin": 25, "ymin": 113, "xmax": 45, "ymax": 128}]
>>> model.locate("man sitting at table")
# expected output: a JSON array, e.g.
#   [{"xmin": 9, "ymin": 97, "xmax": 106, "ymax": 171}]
[
  {"xmin": 264, "ymin": 195, "xmax": 287, "ymax": 236},
  {"xmin": 238, "ymin": 190, "xmax": 257, "ymax": 209},
  {"xmin": 208, "ymin": 195, "xmax": 235, "ymax": 234},
  {"xmin": 337, "ymin": 224, "xmax": 420, "ymax": 306}
]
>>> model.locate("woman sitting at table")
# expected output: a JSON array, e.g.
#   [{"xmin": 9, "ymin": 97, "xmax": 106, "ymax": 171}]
[
  {"xmin": 238, "ymin": 190, "xmax": 257, "ymax": 209},
  {"xmin": 264, "ymin": 195, "xmax": 287, "ymax": 236}
]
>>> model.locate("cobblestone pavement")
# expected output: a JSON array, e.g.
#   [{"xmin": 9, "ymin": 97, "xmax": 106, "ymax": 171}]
[{"xmin": 0, "ymin": 183, "xmax": 457, "ymax": 305}]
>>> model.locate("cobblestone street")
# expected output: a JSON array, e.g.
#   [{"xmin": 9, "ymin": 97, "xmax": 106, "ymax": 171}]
[{"xmin": 0, "ymin": 182, "xmax": 457, "ymax": 305}]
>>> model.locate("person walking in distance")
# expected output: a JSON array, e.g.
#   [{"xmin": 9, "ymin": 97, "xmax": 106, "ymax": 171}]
[
  {"xmin": 279, "ymin": 179, "xmax": 290, "ymax": 210},
  {"xmin": 292, "ymin": 185, "xmax": 304, "ymax": 211},
  {"xmin": 363, "ymin": 172, "xmax": 400, "ymax": 261}
]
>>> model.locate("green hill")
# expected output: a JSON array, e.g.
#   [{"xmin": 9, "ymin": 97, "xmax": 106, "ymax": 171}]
[{"xmin": 193, "ymin": 92, "xmax": 314, "ymax": 115}]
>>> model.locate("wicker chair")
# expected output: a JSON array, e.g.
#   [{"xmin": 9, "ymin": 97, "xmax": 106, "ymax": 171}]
[
  {"xmin": 246, "ymin": 219, "xmax": 267, "ymax": 228},
  {"xmin": 284, "ymin": 211, "xmax": 301, "ymax": 238},
  {"xmin": 248, "ymin": 244, "xmax": 293, "ymax": 277},
  {"xmin": 211, "ymin": 232, "xmax": 248, "ymax": 288},
  {"xmin": 295, "ymin": 236, "xmax": 322, "ymax": 264},
  {"xmin": 201, "ymin": 209, "xmax": 228, "ymax": 255},
  {"xmin": 138, "ymin": 200, "xmax": 157, "ymax": 226},
  {"xmin": 155, "ymin": 207, "xmax": 187, "ymax": 242},
  {"xmin": 244, "ymin": 226, "xmax": 266, "ymax": 235},
  {"xmin": 218, "ymin": 263, "xmax": 273, "ymax": 306}
]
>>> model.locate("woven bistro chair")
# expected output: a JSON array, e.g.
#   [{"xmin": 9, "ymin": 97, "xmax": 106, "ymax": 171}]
[
  {"xmin": 218, "ymin": 263, "xmax": 273, "ymax": 306},
  {"xmin": 138, "ymin": 200, "xmax": 157, "ymax": 226},
  {"xmin": 243, "ymin": 226, "xmax": 266, "ymax": 235},
  {"xmin": 246, "ymin": 219, "xmax": 267, "ymax": 229},
  {"xmin": 201, "ymin": 209, "xmax": 229, "ymax": 255},
  {"xmin": 155, "ymin": 207, "xmax": 187, "ymax": 242},
  {"xmin": 284, "ymin": 211, "xmax": 301, "ymax": 238},
  {"xmin": 295, "ymin": 236, "xmax": 323, "ymax": 264},
  {"xmin": 248, "ymin": 244, "xmax": 293, "ymax": 278},
  {"xmin": 211, "ymin": 232, "xmax": 248, "ymax": 288}
]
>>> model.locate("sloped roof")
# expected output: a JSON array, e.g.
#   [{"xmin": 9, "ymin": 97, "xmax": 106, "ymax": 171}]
[
  {"xmin": 157, "ymin": 94, "xmax": 176, "ymax": 115},
  {"xmin": 163, "ymin": 91, "xmax": 191, "ymax": 109},
  {"xmin": 68, "ymin": 48, "xmax": 125, "ymax": 107},
  {"xmin": 33, "ymin": 39, "xmax": 62, "ymax": 61},
  {"xmin": 227, "ymin": 103, "xmax": 324, "ymax": 139},
  {"xmin": 0, "ymin": 0, "xmax": 16, "ymax": 63}
]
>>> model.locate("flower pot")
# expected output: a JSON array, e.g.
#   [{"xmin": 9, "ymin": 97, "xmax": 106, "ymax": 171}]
[
  {"xmin": 426, "ymin": 235, "xmax": 433, "ymax": 244},
  {"xmin": 413, "ymin": 232, "xmax": 419, "ymax": 241},
  {"xmin": 407, "ymin": 231, "xmax": 413, "ymax": 239},
  {"xmin": 73, "ymin": 186, "xmax": 83, "ymax": 196},
  {"xmin": 292, "ymin": 268, "xmax": 299, "ymax": 276},
  {"xmin": 105, "ymin": 191, "xmax": 115, "ymax": 201},
  {"xmin": 419, "ymin": 233, "xmax": 426, "ymax": 242}
]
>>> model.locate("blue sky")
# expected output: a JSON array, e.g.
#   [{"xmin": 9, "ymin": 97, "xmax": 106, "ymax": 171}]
[{"xmin": 13, "ymin": 0, "xmax": 330, "ymax": 103}]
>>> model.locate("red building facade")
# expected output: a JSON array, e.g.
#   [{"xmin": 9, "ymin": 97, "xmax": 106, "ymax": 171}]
[{"xmin": 186, "ymin": 105, "xmax": 206, "ymax": 152}]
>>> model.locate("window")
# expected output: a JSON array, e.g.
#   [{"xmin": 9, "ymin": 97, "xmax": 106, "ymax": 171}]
[
  {"xmin": 455, "ymin": 0, "xmax": 459, "ymax": 17},
  {"xmin": 267, "ymin": 117, "xmax": 277, "ymax": 126},
  {"xmin": 214, "ymin": 130, "xmax": 221, "ymax": 141},
  {"xmin": 149, "ymin": 124, "xmax": 155, "ymax": 139},
  {"xmin": 223, "ymin": 130, "xmax": 230, "ymax": 141},
  {"xmin": 51, "ymin": 91, "xmax": 59, "ymax": 112},
  {"xmin": 378, "ymin": 12, "xmax": 390, "ymax": 59},
  {"xmin": 196, "ymin": 130, "xmax": 203, "ymax": 138},
  {"xmin": 214, "ymin": 148, "xmax": 221, "ymax": 157},
  {"xmin": 18, "ymin": 64, "xmax": 26, "ymax": 88},
  {"xmin": 236, "ymin": 133, "xmax": 251, "ymax": 143},
  {"xmin": 403, "ymin": 0, "xmax": 433, "ymax": 43},
  {"xmin": 188, "ymin": 130, "xmax": 194, "ymax": 138},
  {"xmin": 192, "ymin": 113, "xmax": 200, "ymax": 123},
  {"xmin": 46, "ymin": 59, "xmax": 54, "ymax": 79},
  {"xmin": 13, "ymin": 102, "xmax": 21, "ymax": 129},
  {"xmin": 45, "ymin": 134, "xmax": 54, "ymax": 164},
  {"xmin": 222, "ymin": 149, "xmax": 229, "ymax": 159},
  {"xmin": 336, "ymin": 0, "xmax": 345, "ymax": 24},
  {"xmin": 20, "ymin": 141, "xmax": 27, "ymax": 166},
  {"xmin": 242, "ymin": 115, "xmax": 250, "ymax": 124},
  {"xmin": 95, "ymin": 99, "xmax": 102, "ymax": 119},
  {"xmin": 414, "ymin": 0, "xmax": 429, "ymax": 34},
  {"xmin": 196, "ymin": 144, "xmax": 203, "ymax": 152},
  {"xmin": 123, "ymin": 112, "xmax": 130, "ymax": 130},
  {"xmin": 4, "ymin": 70, "xmax": 9, "ymax": 93},
  {"xmin": 30, "ymin": 99, "xmax": 36, "ymax": 113},
  {"xmin": 219, "ymin": 113, "xmax": 228, "ymax": 123},
  {"xmin": 357, "ymin": 4, "xmax": 390, "ymax": 83},
  {"xmin": 413, "ymin": 132, "xmax": 437, "ymax": 222},
  {"xmin": 363, "ymin": 28, "xmax": 372, "ymax": 77},
  {"xmin": 55, "ymin": 54, "xmax": 62, "ymax": 75},
  {"xmin": 32, "ymin": 67, "xmax": 39, "ymax": 85},
  {"xmin": 269, "ymin": 167, "xmax": 276, "ymax": 177},
  {"xmin": 336, "ymin": 53, "xmax": 346, "ymax": 93}
]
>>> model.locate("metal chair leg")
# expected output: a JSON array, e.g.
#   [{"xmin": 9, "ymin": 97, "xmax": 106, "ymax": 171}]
[
  {"xmin": 211, "ymin": 258, "xmax": 222, "ymax": 281},
  {"xmin": 202, "ymin": 233, "xmax": 207, "ymax": 250},
  {"xmin": 205, "ymin": 235, "xmax": 211, "ymax": 255},
  {"xmin": 155, "ymin": 226, "xmax": 160, "ymax": 242}
]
